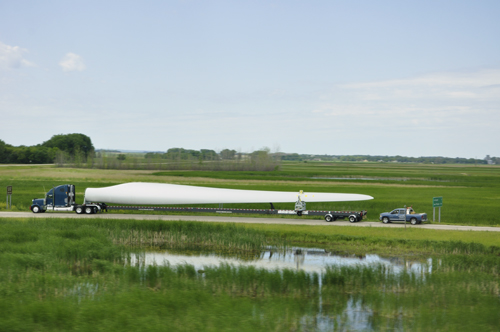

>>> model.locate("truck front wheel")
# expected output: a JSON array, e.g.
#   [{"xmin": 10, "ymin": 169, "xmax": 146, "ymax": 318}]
[
  {"xmin": 32, "ymin": 206, "xmax": 40, "ymax": 213},
  {"xmin": 382, "ymin": 217, "xmax": 390, "ymax": 224}
]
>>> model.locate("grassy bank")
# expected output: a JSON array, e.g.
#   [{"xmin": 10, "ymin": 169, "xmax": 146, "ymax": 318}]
[{"xmin": 244, "ymin": 223, "xmax": 500, "ymax": 256}]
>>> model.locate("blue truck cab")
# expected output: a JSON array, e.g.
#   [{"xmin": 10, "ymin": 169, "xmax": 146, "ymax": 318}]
[
  {"xmin": 30, "ymin": 184, "xmax": 106, "ymax": 214},
  {"xmin": 30, "ymin": 184, "xmax": 76, "ymax": 213},
  {"xmin": 379, "ymin": 208, "xmax": 427, "ymax": 225}
]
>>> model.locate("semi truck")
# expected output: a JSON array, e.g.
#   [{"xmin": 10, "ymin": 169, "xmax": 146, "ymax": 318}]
[
  {"xmin": 30, "ymin": 184, "xmax": 107, "ymax": 215},
  {"xmin": 29, "ymin": 183, "xmax": 369, "ymax": 223}
]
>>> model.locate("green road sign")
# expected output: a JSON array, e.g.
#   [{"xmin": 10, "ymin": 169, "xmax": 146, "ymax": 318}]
[{"xmin": 433, "ymin": 196, "xmax": 443, "ymax": 208}]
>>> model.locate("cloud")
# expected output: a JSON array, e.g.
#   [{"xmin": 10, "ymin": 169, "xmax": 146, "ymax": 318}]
[
  {"xmin": 59, "ymin": 52, "xmax": 86, "ymax": 72},
  {"xmin": 340, "ymin": 69, "xmax": 500, "ymax": 90},
  {"xmin": 0, "ymin": 41, "xmax": 35, "ymax": 69},
  {"xmin": 336, "ymin": 69, "xmax": 500, "ymax": 103},
  {"xmin": 311, "ymin": 68, "xmax": 500, "ymax": 131}
]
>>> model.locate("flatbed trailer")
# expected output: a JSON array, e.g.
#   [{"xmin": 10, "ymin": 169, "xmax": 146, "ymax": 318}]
[
  {"xmin": 106, "ymin": 205, "xmax": 368, "ymax": 222},
  {"xmin": 30, "ymin": 184, "xmax": 369, "ymax": 223}
]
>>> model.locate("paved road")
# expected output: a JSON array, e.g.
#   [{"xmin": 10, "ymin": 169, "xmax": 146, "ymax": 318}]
[{"xmin": 1, "ymin": 211, "xmax": 499, "ymax": 232}]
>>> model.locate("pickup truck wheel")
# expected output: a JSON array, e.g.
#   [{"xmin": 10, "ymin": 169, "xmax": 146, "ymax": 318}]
[
  {"xmin": 382, "ymin": 217, "xmax": 390, "ymax": 224},
  {"xmin": 410, "ymin": 218, "xmax": 418, "ymax": 225},
  {"xmin": 75, "ymin": 207, "xmax": 83, "ymax": 214},
  {"xmin": 32, "ymin": 205, "xmax": 40, "ymax": 213},
  {"xmin": 325, "ymin": 215, "xmax": 333, "ymax": 222}
]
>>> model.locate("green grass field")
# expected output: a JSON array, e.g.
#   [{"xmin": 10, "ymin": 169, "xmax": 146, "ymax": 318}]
[
  {"xmin": 1, "ymin": 162, "xmax": 499, "ymax": 225},
  {"xmin": 0, "ymin": 217, "xmax": 499, "ymax": 331},
  {"xmin": 1, "ymin": 162, "xmax": 500, "ymax": 330}
]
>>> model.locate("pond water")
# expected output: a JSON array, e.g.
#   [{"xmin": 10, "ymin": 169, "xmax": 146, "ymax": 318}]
[
  {"xmin": 125, "ymin": 248, "xmax": 496, "ymax": 331},
  {"xmin": 130, "ymin": 246, "xmax": 432, "ymax": 276},
  {"xmin": 128, "ymin": 247, "xmax": 434, "ymax": 331}
]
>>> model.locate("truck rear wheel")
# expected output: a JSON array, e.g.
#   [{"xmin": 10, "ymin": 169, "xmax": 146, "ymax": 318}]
[
  {"xmin": 325, "ymin": 215, "xmax": 333, "ymax": 222},
  {"xmin": 410, "ymin": 218, "xmax": 418, "ymax": 225},
  {"xmin": 75, "ymin": 206, "xmax": 83, "ymax": 214},
  {"xmin": 85, "ymin": 207, "xmax": 93, "ymax": 214}
]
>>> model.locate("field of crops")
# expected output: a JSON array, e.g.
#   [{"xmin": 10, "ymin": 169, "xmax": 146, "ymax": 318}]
[{"xmin": 1, "ymin": 161, "xmax": 499, "ymax": 225}]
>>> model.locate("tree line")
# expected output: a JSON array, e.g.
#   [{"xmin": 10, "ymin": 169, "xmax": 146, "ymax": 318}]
[
  {"xmin": 105, "ymin": 148, "xmax": 280, "ymax": 171},
  {"xmin": 0, "ymin": 134, "xmax": 496, "ymax": 166},
  {"xmin": 0, "ymin": 134, "xmax": 94, "ymax": 164}
]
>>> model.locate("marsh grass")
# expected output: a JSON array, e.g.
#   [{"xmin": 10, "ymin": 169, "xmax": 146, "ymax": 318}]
[
  {"xmin": 0, "ymin": 217, "xmax": 499, "ymax": 331},
  {"xmin": 108, "ymin": 220, "xmax": 266, "ymax": 252},
  {"xmin": 245, "ymin": 223, "xmax": 500, "ymax": 256},
  {"xmin": 0, "ymin": 218, "xmax": 319, "ymax": 331},
  {"xmin": 320, "ymin": 262, "xmax": 500, "ymax": 331}
]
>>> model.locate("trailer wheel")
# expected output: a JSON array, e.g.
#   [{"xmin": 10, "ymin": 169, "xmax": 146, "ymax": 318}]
[
  {"xmin": 32, "ymin": 205, "xmax": 40, "ymax": 213},
  {"xmin": 382, "ymin": 217, "xmax": 390, "ymax": 224},
  {"xmin": 410, "ymin": 218, "xmax": 418, "ymax": 225},
  {"xmin": 85, "ymin": 207, "xmax": 93, "ymax": 214},
  {"xmin": 349, "ymin": 215, "xmax": 357, "ymax": 223},
  {"xmin": 297, "ymin": 211, "xmax": 302, "ymax": 216},
  {"xmin": 325, "ymin": 215, "xmax": 333, "ymax": 222},
  {"xmin": 75, "ymin": 206, "xmax": 83, "ymax": 214}
]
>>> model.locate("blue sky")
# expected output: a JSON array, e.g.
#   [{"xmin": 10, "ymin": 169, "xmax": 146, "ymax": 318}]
[{"xmin": 1, "ymin": 0, "xmax": 499, "ymax": 158}]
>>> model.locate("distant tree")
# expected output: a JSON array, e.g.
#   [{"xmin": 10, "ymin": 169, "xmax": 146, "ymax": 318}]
[
  {"xmin": 0, "ymin": 140, "xmax": 7, "ymax": 163},
  {"xmin": 117, "ymin": 154, "xmax": 126, "ymax": 161},
  {"xmin": 200, "ymin": 149, "xmax": 218, "ymax": 160},
  {"xmin": 42, "ymin": 133, "xmax": 94, "ymax": 159},
  {"xmin": 250, "ymin": 148, "xmax": 270, "ymax": 164},
  {"xmin": 281, "ymin": 153, "xmax": 302, "ymax": 161},
  {"xmin": 220, "ymin": 149, "xmax": 236, "ymax": 160}
]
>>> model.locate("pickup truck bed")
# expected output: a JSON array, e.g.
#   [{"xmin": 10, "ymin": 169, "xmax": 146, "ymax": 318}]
[{"xmin": 379, "ymin": 208, "xmax": 427, "ymax": 225}]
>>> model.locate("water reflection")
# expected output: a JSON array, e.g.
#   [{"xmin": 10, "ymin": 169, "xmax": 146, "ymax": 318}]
[
  {"xmin": 300, "ymin": 295, "xmax": 413, "ymax": 332},
  {"xmin": 130, "ymin": 246, "xmax": 431, "ymax": 275},
  {"xmin": 303, "ymin": 298, "xmax": 378, "ymax": 332},
  {"xmin": 127, "ymin": 248, "xmax": 435, "ymax": 331}
]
